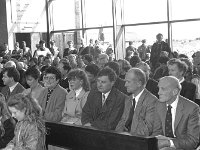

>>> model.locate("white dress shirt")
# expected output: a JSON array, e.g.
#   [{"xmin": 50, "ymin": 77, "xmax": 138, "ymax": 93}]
[{"xmin": 132, "ymin": 89, "xmax": 144, "ymax": 110}]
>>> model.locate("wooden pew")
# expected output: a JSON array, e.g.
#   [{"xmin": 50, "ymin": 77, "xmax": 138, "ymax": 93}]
[{"xmin": 46, "ymin": 122, "xmax": 158, "ymax": 150}]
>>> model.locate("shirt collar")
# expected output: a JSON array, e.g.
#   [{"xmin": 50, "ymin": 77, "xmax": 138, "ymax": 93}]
[
  {"xmin": 102, "ymin": 90, "xmax": 111, "ymax": 100},
  {"xmin": 9, "ymin": 82, "xmax": 18, "ymax": 92},
  {"xmin": 179, "ymin": 77, "xmax": 185, "ymax": 84},
  {"xmin": 75, "ymin": 87, "xmax": 83, "ymax": 97},
  {"xmin": 168, "ymin": 96, "xmax": 179, "ymax": 109},
  {"xmin": 132, "ymin": 89, "xmax": 144, "ymax": 103}
]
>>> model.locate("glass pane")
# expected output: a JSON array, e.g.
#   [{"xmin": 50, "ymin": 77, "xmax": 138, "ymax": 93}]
[
  {"xmin": 124, "ymin": 0, "xmax": 167, "ymax": 24},
  {"xmin": 84, "ymin": 0, "xmax": 112, "ymax": 27},
  {"xmin": 51, "ymin": 0, "xmax": 76, "ymax": 30},
  {"xmin": 125, "ymin": 24, "xmax": 168, "ymax": 47},
  {"xmin": 85, "ymin": 28, "xmax": 113, "ymax": 49},
  {"xmin": 171, "ymin": 0, "xmax": 200, "ymax": 20},
  {"xmin": 172, "ymin": 21, "xmax": 200, "ymax": 58}
]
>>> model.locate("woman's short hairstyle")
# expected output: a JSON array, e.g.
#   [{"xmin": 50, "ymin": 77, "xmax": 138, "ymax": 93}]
[
  {"xmin": 97, "ymin": 67, "xmax": 117, "ymax": 82},
  {"xmin": 68, "ymin": 69, "xmax": 90, "ymax": 91},
  {"xmin": 25, "ymin": 67, "xmax": 41, "ymax": 80},
  {"xmin": 44, "ymin": 66, "xmax": 61, "ymax": 81}
]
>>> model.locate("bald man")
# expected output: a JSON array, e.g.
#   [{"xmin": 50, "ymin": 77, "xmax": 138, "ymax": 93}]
[
  {"xmin": 116, "ymin": 68, "xmax": 162, "ymax": 136},
  {"xmin": 156, "ymin": 76, "xmax": 200, "ymax": 150}
]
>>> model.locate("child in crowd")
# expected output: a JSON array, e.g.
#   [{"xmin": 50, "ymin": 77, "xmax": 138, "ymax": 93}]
[{"xmin": 3, "ymin": 93, "xmax": 46, "ymax": 150}]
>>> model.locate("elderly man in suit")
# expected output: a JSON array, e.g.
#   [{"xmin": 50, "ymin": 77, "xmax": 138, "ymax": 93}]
[
  {"xmin": 167, "ymin": 58, "xmax": 196, "ymax": 101},
  {"xmin": 115, "ymin": 68, "xmax": 162, "ymax": 136},
  {"xmin": 1, "ymin": 67, "xmax": 25, "ymax": 101},
  {"xmin": 156, "ymin": 76, "xmax": 200, "ymax": 150},
  {"xmin": 81, "ymin": 67, "xmax": 128, "ymax": 131}
]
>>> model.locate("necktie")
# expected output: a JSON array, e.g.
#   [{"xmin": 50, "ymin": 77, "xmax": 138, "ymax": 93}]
[
  {"xmin": 125, "ymin": 98, "xmax": 136, "ymax": 132},
  {"xmin": 102, "ymin": 94, "xmax": 106, "ymax": 106},
  {"xmin": 5, "ymin": 89, "xmax": 11, "ymax": 102},
  {"xmin": 45, "ymin": 88, "xmax": 54, "ymax": 109},
  {"xmin": 165, "ymin": 105, "xmax": 174, "ymax": 138}
]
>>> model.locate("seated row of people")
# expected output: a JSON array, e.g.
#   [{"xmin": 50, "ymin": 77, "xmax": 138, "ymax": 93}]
[{"xmin": 0, "ymin": 58, "xmax": 199, "ymax": 150}]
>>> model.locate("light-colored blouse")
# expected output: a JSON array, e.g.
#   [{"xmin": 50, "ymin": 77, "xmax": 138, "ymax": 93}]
[{"xmin": 61, "ymin": 88, "xmax": 89, "ymax": 125}]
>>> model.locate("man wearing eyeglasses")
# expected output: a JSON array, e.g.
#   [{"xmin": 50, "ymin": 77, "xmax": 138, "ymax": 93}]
[{"xmin": 38, "ymin": 66, "xmax": 68, "ymax": 122}]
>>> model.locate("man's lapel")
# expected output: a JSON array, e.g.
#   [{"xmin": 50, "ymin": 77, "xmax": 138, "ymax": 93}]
[
  {"xmin": 131, "ymin": 89, "xmax": 146, "ymax": 132},
  {"xmin": 10, "ymin": 83, "xmax": 19, "ymax": 96},
  {"xmin": 158, "ymin": 102, "xmax": 167, "ymax": 135},
  {"xmin": 174, "ymin": 96, "xmax": 184, "ymax": 131}
]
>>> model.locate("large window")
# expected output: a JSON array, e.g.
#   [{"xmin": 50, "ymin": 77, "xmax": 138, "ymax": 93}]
[
  {"xmin": 51, "ymin": 0, "xmax": 76, "ymax": 30},
  {"xmin": 85, "ymin": 28, "xmax": 113, "ymax": 45},
  {"xmin": 125, "ymin": 24, "xmax": 168, "ymax": 48},
  {"xmin": 124, "ymin": 0, "xmax": 167, "ymax": 24},
  {"xmin": 171, "ymin": 0, "xmax": 200, "ymax": 20},
  {"xmin": 84, "ymin": 0, "xmax": 113, "ymax": 27},
  {"xmin": 172, "ymin": 21, "xmax": 200, "ymax": 58}
]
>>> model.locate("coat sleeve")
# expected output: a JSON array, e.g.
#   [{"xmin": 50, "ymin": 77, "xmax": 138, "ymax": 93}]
[
  {"xmin": 133, "ymin": 97, "xmax": 162, "ymax": 136},
  {"xmin": 0, "ymin": 119, "xmax": 15, "ymax": 148},
  {"xmin": 172, "ymin": 106, "xmax": 200, "ymax": 150},
  {"xmin": 44, "ymin": 90, "xmax": 67, "ymax": 122},
  {"xmin": 115, "ymin": 98, "xmax": 131, "ymax": 132},
  {"xmin": 81, "ymin": 91, "xmax": 94, "ymax": 125}
]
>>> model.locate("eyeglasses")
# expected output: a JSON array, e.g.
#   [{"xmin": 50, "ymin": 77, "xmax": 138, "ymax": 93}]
[{"xmin": 43, "ymin": 76, "xmax": 56, "ymax": 81}]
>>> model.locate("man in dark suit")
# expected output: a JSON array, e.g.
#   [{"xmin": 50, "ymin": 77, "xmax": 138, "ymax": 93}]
[
  {"xmin": 136, "ymin": 61, "xmax": 159, "ymax": 98},
  {"xmin": 81, "ymin": 67, "xmax": 128, "ymax": 131},
  {"xmin": 156, "ymin": 76, "xmax": 200, "ymax": 150},
  {"xmin": 168, "ymin": 58, "xmax": 196, "ymax": 101},
  {"xmin": 116, "ymin": 68, "xmax": 162, "ymax": 136},
  {"xmin": 1, "ymin": 67, "xmax": 25, "ymax": 101}
]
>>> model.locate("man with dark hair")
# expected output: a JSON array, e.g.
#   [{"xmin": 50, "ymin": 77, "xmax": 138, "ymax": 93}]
[
  {"xmin": 105, "ymin": 61, "xmax": 128, "ymax": 95},
  {"xmin": 38, "ymin": 66, "xmax": 68, "ymax": 122},
  {"xmin": 58, "ymin": 59, "xmax": 71, "ymax": 91},
  {"xmin": 82, "ymin": 67, "xmax": 128, "ymax": 131},
  {"xmin": 85, "ymin": 64, "xmax": 100, "ymax": 90},
  {"xmin": 82, "ymin": 54, "xmax": 94, "ymax": 66},
  {"xmin": 167, "ymin": 58, "xmax": 196, "ymax": 101},
  {"xmin": 116, "ymin": 68, "xmax": 161, "ymax": 136},
  {"xmin": 1, "ymin": 67, "xmax": 25, "ymax": 101}
]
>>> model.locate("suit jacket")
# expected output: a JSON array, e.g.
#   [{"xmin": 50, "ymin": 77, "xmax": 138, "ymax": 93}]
[
  {"xmin": 61, "ymin": 89, "xmax": 89, "ymax": 125},
  {"xmin": 1, "ymin": 83, "xmax": 25, "ymax": 102},
  {"xmin": 81, "ymin": 87, "xmax": 128, "ymax": 131},
  {"xmin": 156, "ymin": 96, "xmax": 200, "ymax": 150},
  {"xmin": 116, "ymin": 88, "xmax": 162, "ymax": 136},
  {"xmin": 180, "ymin": 80, "xmax": 196, "ymax": 101},
  {"xmin": 38, "ymin": 85, "xmax": 68, "ymax": 122},
  {"xmin": 146, "ymin": 78, "xmax": 159, "ymax": 98}
]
